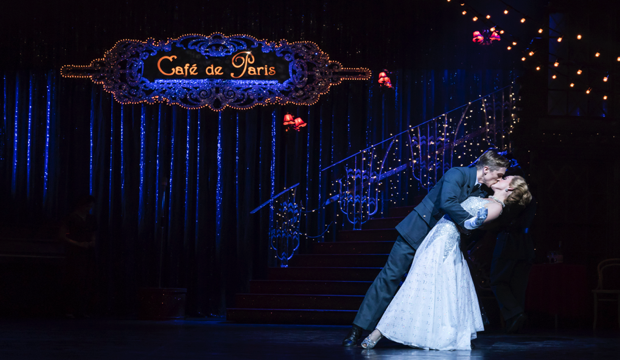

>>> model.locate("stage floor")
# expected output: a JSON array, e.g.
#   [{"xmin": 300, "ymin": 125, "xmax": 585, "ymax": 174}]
[{"xmin": 0, "ymin": 318, "xmax": 618, "ymax": 359}]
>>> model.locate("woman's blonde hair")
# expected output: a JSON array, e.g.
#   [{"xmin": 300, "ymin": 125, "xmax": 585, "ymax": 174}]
[{"xmin": 505, "ymin": 176, "xmax": 532, "ymax": 207}]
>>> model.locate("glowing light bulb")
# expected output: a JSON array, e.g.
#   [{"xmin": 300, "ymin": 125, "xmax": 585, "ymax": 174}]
[
  {"xmin": 554, "ymin": 61, "xmax": 559, "ymax": 67},
  {"xmin": 490, "ymin": 27, "xmax": 496, "ymax": 31},
  {"xmin": 586, "ymin": 88, "xmax": 591, "ymax": 94},
  {"xmin": 536, "ymin": 66, "xmax": 541, "ymax": 71},
  {"xmin": 603, "ymin": 95, "xmax": 608, "ymax": 100},
  {"xmin": 512, "ymin": 41, "xmax": 517, "ymax": 46},
  {"xmin": 577, "ymin": 34, "xmax": 582, "ymax": 40},
  {"xmin": 552, "ymin": 75, "xmax": 557, "ymax": 79},
  {"xmin": 521, "ymin": 57, "xmax": 526, "ymax": 61},
  {"xmin": 577, "ymin": 69, "xmax": 582, "ymax": 75},
  {"xmin": 521, "ymin": 18, "xmax": 526, "ymax": 23},
  {"xmin": 603, "ymin": 76, "xmax": 608, "ymax": 82},
  {"xmin": 486, "ymin": 15, "xmax": 491, "ymax": 19},
  {"xmin": 462, "ymin": 10, "xmax": 467, "ymax": 15},
  {"xmin": 529, "ymin": 51, "xmax": 535, "ymax": 56},
  {"xmin": 507, "ymin": 46, "xmax": 512, "ymax": 50},
  {"xmin": 557, "ymin": 37, "xmax": 563, "ymax": 42},
  {"xmin": 499, "ymin": 30, "xmax": 505, "ymax": 34},
  {"xmin": 538, "ymin": 28, "xmax": 544, "ymax": 33},
  {"xmin": 504, "ymin": 9, "xmax": 509, "ymax": 14},
  {"xmin": 473, "ymin": 16, "xmax": 478, "ymax": 21},
  {"xmin": 570, "ymin": 83, "xmax": 574, "ymax": 87},
  {"xmin": 595, "ymin": 52, "xmax": 600, "ymax": 57}
]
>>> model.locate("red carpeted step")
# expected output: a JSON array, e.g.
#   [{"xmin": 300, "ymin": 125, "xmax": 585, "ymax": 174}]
[
  {"xmin": 269, "ymin": 267, "xmax": 381, "ymax": 281},
  {"xmin": 226, "ymin": 308, "xmax": 356, "ymax": 325},
  {"xmin": 362, "ymin": 217, "xmax": 403, "ymax": 229},
  {"xmin": 249, "ymin": 280, "xmax": 372, "ymax": 295},
  {"xmin": 311, "ymin": 241, "xmax": 395, "ymax": 255},
  {"xmin": 290, "ymin": 254, "xmax": 388, "ymax": 267},
  {"xmin": 235, "ymin": 293, "xmax": 364, "ymax": 310},
  {"xmin": 338, "ymin": 229, "xmax": 399, "ymax": 242},
  {"xmin": 389, "ymin": 206, "xmax": 415, "ymax": 218}
]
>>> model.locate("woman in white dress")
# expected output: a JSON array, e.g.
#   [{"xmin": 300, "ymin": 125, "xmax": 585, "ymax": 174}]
[{"xmin": 361, "ymin": 175, "xmax": 532, "ymax": 351}]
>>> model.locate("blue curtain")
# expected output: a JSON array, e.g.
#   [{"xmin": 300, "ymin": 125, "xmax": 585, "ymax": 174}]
[{"xmin": 1, "ymin": 0, "xmax": 517, "ymax": 315}]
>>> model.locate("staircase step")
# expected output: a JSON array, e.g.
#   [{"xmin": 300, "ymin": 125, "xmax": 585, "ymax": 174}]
[
  {"xmin": 338, "ymin": 229, "xmax": 399, "ymax": 242},
  {"xmin": 226, "ymin": 308, "xmax": 356, "ymax": 325},
  {"xmin": 290, "ymin": 254, "xmax": 389, "ymax": 267},
  {"xmin": 311, "ymin": 241, "xmax": 395, "ymax": 255},
  {"xmin": 249, "ymin": 280, "xmax": 372, "ymax": 295},
  {"xmin": 269, "ymin": 267, "xmax": 382, "ymax": 281},
  {"xmin": 235, "ymin": 294, "xmax": 364, "ymax": 310},
  {"xmin": 389, "ymin": 206, "xmax": 415, "ymax": 218},
  {"xmin": 362, "ymin": 217, "xmax": 403, "ymax": 229}
]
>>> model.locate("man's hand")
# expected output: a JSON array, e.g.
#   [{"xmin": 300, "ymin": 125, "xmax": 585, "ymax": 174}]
[{"xmin": 464, "ymin": 208, "xmax": 488, "ymax": 230}]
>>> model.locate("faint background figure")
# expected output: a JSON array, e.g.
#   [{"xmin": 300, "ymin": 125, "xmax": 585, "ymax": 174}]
[
  {"xmin": 490, "ymin": 163, "xmax": 537, "ymax": 334},
  {"xmin": 58, "ymin": 195, "xmax": 97, "ymax": 318}
]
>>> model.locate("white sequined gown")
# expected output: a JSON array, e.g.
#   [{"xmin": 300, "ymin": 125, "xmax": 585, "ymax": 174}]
[{"xmin": 376, "ymin": 197, "xmax": 487, "ymax": 350}]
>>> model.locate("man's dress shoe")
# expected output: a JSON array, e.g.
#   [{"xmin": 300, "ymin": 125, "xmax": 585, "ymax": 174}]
[{"xmin": 342, "ymin": 325, "xmax": 363, "ymax": 346}]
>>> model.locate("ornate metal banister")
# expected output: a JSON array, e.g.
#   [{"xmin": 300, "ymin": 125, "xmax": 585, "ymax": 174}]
[{"xmin": 254, "ymin": 85, "xmax": 516, "ymax": 266}]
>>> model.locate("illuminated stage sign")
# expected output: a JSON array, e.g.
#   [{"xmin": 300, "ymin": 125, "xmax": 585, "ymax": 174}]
[{"xmin": 61, "ymin": 33, "xmax": 371, "ymax": 110}]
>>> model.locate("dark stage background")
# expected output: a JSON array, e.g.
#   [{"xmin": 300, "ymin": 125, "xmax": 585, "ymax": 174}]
[{"xmin": 1, "ymin": 0, "xmax": 618, "ymax": 320}]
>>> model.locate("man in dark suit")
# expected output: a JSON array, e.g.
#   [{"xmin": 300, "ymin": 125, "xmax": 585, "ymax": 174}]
[{"xmin": 342, "ymin": 150, "xmax": 510, "ymax": 346}]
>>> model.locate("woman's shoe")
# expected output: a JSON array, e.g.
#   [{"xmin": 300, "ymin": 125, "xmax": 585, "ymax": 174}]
[{"xmin": 361, "ymin": 333, "xmax": 382, "ymax": 349}]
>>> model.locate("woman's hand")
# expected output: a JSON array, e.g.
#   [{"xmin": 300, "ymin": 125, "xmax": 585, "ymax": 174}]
[{"xmin": 464, "ymin": 208, "xmax": 488, "ymax": 230}]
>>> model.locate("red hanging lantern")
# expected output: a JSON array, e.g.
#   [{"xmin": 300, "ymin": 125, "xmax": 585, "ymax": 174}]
[
  {"xmin": 378, "ymin": 69, "xmax": 393, "ymax": 89},
  {"xmin": 472, "ymin": 29, "xmax": 501, "ymax": 45},
  {"xmin": 283, "ymin": 113, "xmax": 295, "ymax": 125},
  {"xmin": 293, "ymin": 117, "xmax": 307, "ymax": 131}
]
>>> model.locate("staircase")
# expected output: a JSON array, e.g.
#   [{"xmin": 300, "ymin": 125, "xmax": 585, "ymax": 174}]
[{"xmin": 226, "ymin": 205, "xmax": 417, "ymax": 324}]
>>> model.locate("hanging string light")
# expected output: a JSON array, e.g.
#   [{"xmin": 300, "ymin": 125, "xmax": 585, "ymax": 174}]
[{"xmin": 447, "ymin": 0, "xmax": 617, "ymax": 118}]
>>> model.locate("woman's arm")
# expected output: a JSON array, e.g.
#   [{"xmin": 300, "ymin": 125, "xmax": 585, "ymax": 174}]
[{"xmin": 483, "ymin": 202, "xmax": 503, "ymax": 224}]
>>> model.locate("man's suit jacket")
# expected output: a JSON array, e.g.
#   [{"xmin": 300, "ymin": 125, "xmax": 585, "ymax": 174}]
[{"xmin": 395, "ymin": 166, "xmax": 479, "ymax": 250}]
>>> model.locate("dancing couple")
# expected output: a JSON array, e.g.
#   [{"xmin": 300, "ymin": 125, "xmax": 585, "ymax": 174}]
[{"xmin": 342, "ymin": 149, "xmax": 532, "ymax": 350}]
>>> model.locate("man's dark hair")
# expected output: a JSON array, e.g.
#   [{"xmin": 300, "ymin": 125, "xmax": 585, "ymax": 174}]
[{"xmin": 475, "ymin": 149, "xmax": 510, "ymax": 171}]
